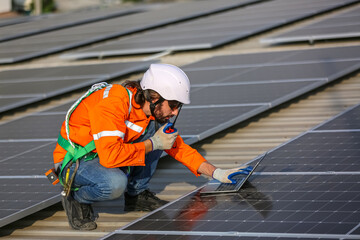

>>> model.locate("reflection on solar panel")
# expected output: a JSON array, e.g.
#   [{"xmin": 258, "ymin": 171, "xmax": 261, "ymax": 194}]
[
  {"xmin": 0, "ymin": 6, "xmax": 143, "ymax": 42},
  {"xmin": 1, "ymin": 45, "xmax": 359, "ymax": 228},
  {"xmin": 0, "ymin": 61, "xmax": 154, "ymax": 113},
  {"xmin": 261, "ymin": 4, "xmax": 360, "ymax": 44},
  {"xmin": 101, "ymin": 105, "xmax": 360, "ymax": 239},
  {"xmin": 61, "ymin": 0, "xmax": 360, "ymax": 60},
  {"xmin": 0, "ymin": 0, "xmax": 261, "ymax": 64}
]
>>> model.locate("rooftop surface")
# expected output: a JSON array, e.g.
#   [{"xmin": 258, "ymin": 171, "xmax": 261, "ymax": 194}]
[{"xmin": 0, "ymin": 1, "xmax": 359, "ymax": 239}]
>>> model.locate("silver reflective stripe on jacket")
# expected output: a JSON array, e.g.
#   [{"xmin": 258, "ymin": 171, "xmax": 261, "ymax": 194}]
[
  {"xmin": 126, "ymin": 89, "xmax": 132, "ymax": 114},
  {"xmin": 124, "ymin": 89, "xmax": 142, "ymax": 132},
  {"xmin": 93, "ymin": 130, "xmax": 125, "ymax": 140},
  {"xmin": 125, "ymin": 120, "xmax": 143, "ymax": 133},
  {"xmin": 103, "ymin": 84, "xmax": 113, "ymax": 98}
]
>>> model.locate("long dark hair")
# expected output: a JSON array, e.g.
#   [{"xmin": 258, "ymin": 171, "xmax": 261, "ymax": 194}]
[{"xmin": 123, "ymin": 80, "xmax": 161, "ymax": 108}]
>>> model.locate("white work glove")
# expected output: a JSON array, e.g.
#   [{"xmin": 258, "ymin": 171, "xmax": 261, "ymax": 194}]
[
  {"xmin": 212, "ymin": 166, "xmax": 253, "ymax": 184},
  {"xmin": 150, "ymin": 124, "xmax": 178, "ymax": 150}
]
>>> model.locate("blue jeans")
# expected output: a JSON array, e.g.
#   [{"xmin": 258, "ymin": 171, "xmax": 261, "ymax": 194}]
[{"xmin": 61, "ymin": 121, "xmax": 163, "ymax": 204}]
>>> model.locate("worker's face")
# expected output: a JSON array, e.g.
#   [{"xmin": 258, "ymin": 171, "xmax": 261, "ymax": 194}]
[{"xmin": 153, "ymin": 100, "xmax": 181, "ymax": 124}]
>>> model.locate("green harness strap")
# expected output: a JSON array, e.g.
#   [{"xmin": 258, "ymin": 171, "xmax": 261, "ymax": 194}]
[{"xmin": 57, "ymin": 134, "xmax": 98, "ymax": 186}]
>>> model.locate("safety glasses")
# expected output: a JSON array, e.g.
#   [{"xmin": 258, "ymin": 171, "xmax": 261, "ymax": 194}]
[{"xmin": 168, "ymin": 100, "xmax": 182, "ymax": 110}]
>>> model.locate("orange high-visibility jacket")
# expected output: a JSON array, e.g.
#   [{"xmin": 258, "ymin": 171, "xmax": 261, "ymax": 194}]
[{"xmin": 53, "ymin": 84, "xmax": 206, "ymax": 176}]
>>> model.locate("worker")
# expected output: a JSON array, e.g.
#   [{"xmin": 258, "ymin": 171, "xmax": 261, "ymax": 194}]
[{"xmin": 53, "ymin": 63, "xmax": 252, "ymax": 230}]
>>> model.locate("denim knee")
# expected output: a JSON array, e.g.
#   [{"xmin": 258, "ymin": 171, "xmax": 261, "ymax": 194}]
[{"xmin": 94, "ymin": 174, "xmax": 127, "ymax": 201}]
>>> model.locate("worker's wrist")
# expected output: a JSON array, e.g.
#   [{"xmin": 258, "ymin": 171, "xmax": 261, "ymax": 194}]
[
  {"xmin": 212, "ymin": 168, "xmax": 219, "ymax": 179},
  {"xmin": 144, "ymin": 139, "xmax": 154, "ymax": 154},
  {"xmin": 149, "ymin": 136, "xmax": 161, "ymax": 151}
]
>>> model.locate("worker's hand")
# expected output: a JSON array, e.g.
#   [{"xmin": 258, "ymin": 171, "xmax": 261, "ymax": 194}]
[
  {"xmin": 212, "ymin": 166, "xmax": 253, "ymax": 184},
  {"xmin": 150, "ymin": 124, "xmax": 178, "ymax": 150}
]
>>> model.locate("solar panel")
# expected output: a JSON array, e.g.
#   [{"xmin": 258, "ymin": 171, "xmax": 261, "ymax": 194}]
[
  {"xmin": 0, "ymin": 114, "xmax": 63, "ymax": 140},
  {"xmin": 0, "ymin": 178, "xmax": 60, "ymax": 228},
  {"xmin": 121, "ymin": 175, "xmax": 359, "ymax": 234},
  {"xmin": 183, "ymin": 45, "xmax": 360, "ymax": 70},
  {"xmin": 173, "ymin": 105, "xmax": 267, "ymax": 141},
  {"xmin": 254, "ymin": 103, "xmax": 360, "ymax": 173},
  {"xmin": 190, "ymin": 81, "xmax": 326, "ymax": 105},
  {"xmin": 0, "ymin": 15, "xmax": 34, "ymax": 28},
  {"xmin": 0, "ymin": 141, "xmax": 55, "ymax": 162},
  {"xmin": 189, "ymin": 60, "xmax": 360, "ymax": 85},
  {"xmin": 0, "ymin": 0, "xmax": 261, "ymax": 64},
  {"xmin": 101, "ymin": 103, "xmax": 360, "ymax": 240},
  {"xmin": 0, "ymin": 142, "xmax": 57, "ymax": 176},
  {"xmin": 314, "ymin": 104, "xmax": 360, "ymax": 131},
  {"xmin": 2, "ymin": 45, "xmax": 360, "ymax": 228},
  {"xmin": 0, "ymin": 61, "xmax": 154, "ymax": 113},
  {"xmin": 0, "ymin": 6, "xmax": 143, "ymax": 42},
  {"xmin": 61, "ymin": 0, "xmax": 360, "ymax": 60},
  {"xmin": 261, "ymin": 4, "xmax": 360, "ymax": 45},
  {"xmin": 0, "ymin": 103, "xmax": 68, "ymax": 227},
  {"xmin": 258, "ymin": 131, "xmax": 360, "ymax": 173}
]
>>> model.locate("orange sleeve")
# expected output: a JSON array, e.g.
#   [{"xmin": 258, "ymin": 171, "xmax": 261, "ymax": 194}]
[
  {"xmin": 165, "ymin": 136, "xmax": 206, "ymax": 176},
  {"xmin": 88, "ymin": 95, "xmax": 146, "ymax": 168}
]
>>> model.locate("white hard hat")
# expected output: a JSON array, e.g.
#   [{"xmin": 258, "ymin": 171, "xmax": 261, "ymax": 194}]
[{"xmin": 140, "ymin": 63, "xmax": 191, "ymax": 104}]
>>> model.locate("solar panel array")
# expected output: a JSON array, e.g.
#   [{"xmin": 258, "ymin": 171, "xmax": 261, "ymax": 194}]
[
  {"xmin": 101, "ymin": 100, "xmax": 360, "ymax": 240},
  {"xmin": 176, "ymin": 45, "xmax": 360, "ymax": 144},
  {"xmin": 0, "ymin": 126, "xmax": 61, "ymax": 228},
  {"xmin": 0, "ymin": 0, "xmax": 261, "ymax": 64},
  {"xmin": 0, "ymin": 6, "xmax": 144, "ymax": 42},
  {"xmin": 2, "ymin": 45, "xmax": 358, "ymax": 229},
  {"xmin": 261, "ymin": 4, "xmax": 360, "ymax": 45},
  {"xmin": 61, "ymin": 0, "xmax": 360, "ymax": 60},
  {"xmin": 0, "ymin": 61, "xmax": 154, "ymax": 113}
]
